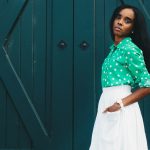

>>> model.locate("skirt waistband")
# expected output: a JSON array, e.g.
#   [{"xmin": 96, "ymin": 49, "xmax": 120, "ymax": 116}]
[{"xmin": 102, "ymin": 85, "xmax": 131, "ymax": 93}]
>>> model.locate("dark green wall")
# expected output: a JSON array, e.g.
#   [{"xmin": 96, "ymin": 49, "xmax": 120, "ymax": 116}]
[{"xmin": 0, "ymin": 0, "xmax": 150, "ymax": 149}]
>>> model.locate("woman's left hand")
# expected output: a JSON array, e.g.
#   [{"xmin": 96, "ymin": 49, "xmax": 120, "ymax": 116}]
[{"xmin": 103, "ymin": 102, "xmax": 121, "ymax": 113}]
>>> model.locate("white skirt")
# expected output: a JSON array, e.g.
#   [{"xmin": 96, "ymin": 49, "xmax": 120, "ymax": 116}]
[{"xmin": 89, "ymin": 85, "xmax": 148, "ymax": 150}]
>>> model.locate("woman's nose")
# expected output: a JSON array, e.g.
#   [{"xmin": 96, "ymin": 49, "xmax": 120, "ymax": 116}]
[{"xmin": 118, "ymin": 19, "xmax": 123, "ymax": 25}]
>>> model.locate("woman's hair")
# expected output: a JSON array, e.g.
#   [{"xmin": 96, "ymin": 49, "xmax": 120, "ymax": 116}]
[{"xmin": 110, "ymin": 5, "xmax": 150, "ymax": 72}]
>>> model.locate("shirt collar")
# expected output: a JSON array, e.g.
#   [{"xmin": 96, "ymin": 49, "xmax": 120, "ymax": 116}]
[{"xmin": 109, "ymin": 37, "xmax": 132, "ymax": 50}]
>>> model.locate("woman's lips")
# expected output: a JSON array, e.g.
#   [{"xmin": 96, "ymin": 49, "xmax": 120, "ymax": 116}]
[{"xmin": 114, "ymin": 26, "xmax": 122, "ymax": 31}]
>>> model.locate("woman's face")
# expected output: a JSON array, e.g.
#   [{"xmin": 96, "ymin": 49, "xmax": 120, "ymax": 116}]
[{"xmin": 113, "ymin": 8, "xmax": 135, "ymax": 39}]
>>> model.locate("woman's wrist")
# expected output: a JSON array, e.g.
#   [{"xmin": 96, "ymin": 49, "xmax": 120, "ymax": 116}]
[{"xmin": 116, "ymin": 99, "xmax": 124, "ymax": 109}]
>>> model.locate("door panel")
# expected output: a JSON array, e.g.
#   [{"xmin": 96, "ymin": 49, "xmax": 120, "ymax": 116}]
[
  {"xmin": 73, "ymin": 0, "xmax": 95, "ymax": 149},
  {"xmin": 51, "ymin": 0, "xmax": 73, "ymax": 149},
  {"xmin": 0, "ymin": 0, "xmax": 50, "ymax": 149}
]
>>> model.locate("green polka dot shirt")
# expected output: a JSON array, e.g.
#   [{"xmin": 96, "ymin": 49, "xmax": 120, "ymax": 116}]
[{"xmin": 101, "ymin": 37, "xmax": 150, "ymax": 89}]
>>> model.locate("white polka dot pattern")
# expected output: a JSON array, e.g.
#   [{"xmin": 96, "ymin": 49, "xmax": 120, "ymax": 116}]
[{"xmin": 101, "ymin": 37, "xmax": 150, "ymax": 89}]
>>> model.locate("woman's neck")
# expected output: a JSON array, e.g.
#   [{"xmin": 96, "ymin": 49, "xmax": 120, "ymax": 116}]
[{"xmin": 114, "ymin": 37, "xmax": 124, "ymax": 46}]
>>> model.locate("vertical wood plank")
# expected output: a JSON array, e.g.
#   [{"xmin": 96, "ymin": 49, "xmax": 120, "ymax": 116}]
[
  {"xmin": 33, "ymin": 0, "xmax": 47, "ymax": 125},
  {"xmin": 45, "ymin": 0, "xmax": 53, "ymax": 138},
  {"xmin": 20, "ymin": 0, "xmax": 33, "ymax": 101},
  {"xmin": 0, "ymin": 80, "xmax": 6, "ymax": 148},
  {"xmin": 0, "ymin": 1, "xmax": 21, "ymax": 149},
  {"xmin": 95, "ymin": 0, "xmax": 105, "ymax": 111},
  {"xmin": 51, "ymin": 0, "xmax": 73, "ymax": 149},
  {"xmin": 74, "ymin": 0, "xmax": 95, "ymax": 149},
  {"xmin": 5, "ymin": 18, "xmax": 20, "ymax": 149},
  {"xmin": 6, "ymin": 94, "xmax": 19, "ymax": 148},
  {"xmin": 19, "ymin": 0, "xmax": 34, "ymax": 148}
]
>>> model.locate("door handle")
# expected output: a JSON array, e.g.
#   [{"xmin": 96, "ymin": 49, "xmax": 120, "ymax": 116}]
[
  {"xmin": 57, "ymin": 40, "xmax": 67, "ymax": 49},
  {"xmin": 80, "ymin": 41, "xmax": 89, "ymax": 50}
]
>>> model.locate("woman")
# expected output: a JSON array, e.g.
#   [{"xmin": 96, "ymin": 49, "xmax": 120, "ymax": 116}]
[{"xmin": 89, "ymin": 4, "xmax": 150, "ymax": 150}]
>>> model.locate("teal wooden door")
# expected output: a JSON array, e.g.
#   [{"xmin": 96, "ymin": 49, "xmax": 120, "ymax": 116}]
[
  {"xmin": 0, "ymin": 0, "xmax": 150, "ymax": 150},
  {"xmin": 0, "ymin": 0, "xmax": 94, "ymax": 149},
  {"xmin": 0, "ymin": 0, "xmax": 51, "ymax": 149}
]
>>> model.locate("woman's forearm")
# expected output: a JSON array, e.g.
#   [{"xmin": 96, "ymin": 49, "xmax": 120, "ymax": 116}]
[{"xmin": 122, "ymin": 87, "xmax": 150, "ymax": 107}]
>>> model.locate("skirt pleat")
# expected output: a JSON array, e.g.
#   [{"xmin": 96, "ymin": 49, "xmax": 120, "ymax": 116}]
[{"xmin": 89, "ymin": 85, "xmax": 148, "ymax": 150}]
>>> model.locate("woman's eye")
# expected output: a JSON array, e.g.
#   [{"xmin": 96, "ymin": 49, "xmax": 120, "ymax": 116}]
[{"xmin": 125, "ymin": 18, "xmax": 132, "ymax": 24}]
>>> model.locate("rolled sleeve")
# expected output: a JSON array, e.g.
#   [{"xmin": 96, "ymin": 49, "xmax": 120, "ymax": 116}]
[{"xmin": 125, "ymin": 46, "xmax": 150, "ymax": 88}]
